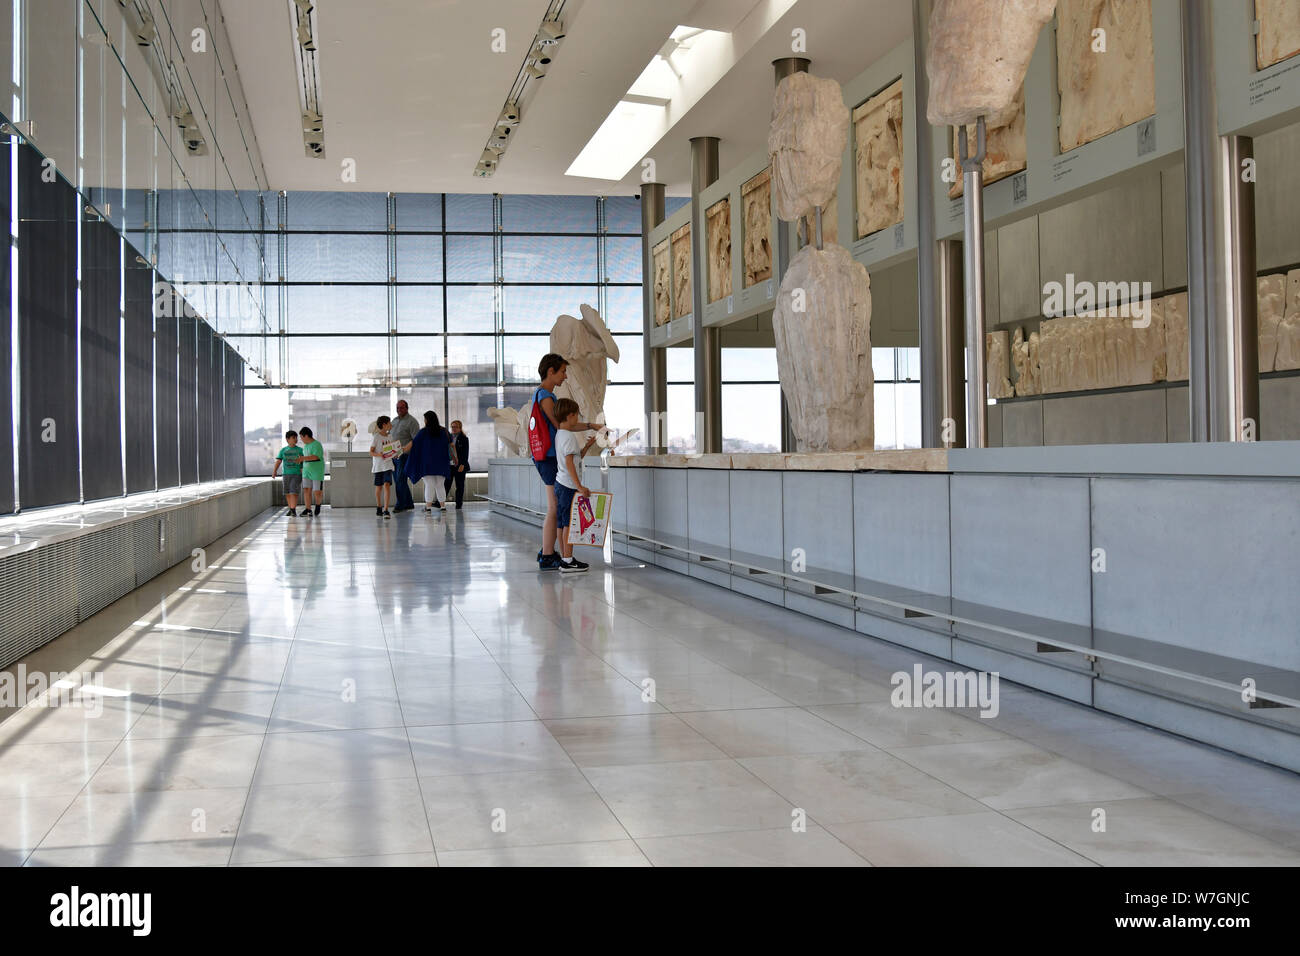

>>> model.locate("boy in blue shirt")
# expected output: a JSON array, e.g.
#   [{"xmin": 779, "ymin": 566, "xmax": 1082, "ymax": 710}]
[{"xmin": 272, "ymin": 430, "xmax": 304, "ymax": 516}]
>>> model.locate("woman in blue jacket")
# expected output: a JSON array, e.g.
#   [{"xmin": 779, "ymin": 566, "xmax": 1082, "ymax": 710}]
[{"xmin": 402, "ymin": 410, "xmax": 458, "ymax": 512}]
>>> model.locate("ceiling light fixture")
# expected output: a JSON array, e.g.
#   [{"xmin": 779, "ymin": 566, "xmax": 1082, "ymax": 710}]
[
  {"xmin": 474, "ymin": 1, "xmax": 568, "ymax": 178},
  {"xmin": 288, "ymin": 0, "xmax": 326, "ymax": 158}
]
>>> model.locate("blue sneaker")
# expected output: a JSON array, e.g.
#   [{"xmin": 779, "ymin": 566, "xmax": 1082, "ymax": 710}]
[{"xmin": 538, "ymin": 553, "xmax": 562, "ymax": 571}]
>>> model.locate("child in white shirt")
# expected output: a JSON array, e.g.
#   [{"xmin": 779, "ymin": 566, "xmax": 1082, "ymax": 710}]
[
  {"xmin": 370, "ymin": 416, "xmax": 396, "ymax": 518},
  {"xmin": 552, "ymin": 398, "xmax": 597, "ymax": 572}
]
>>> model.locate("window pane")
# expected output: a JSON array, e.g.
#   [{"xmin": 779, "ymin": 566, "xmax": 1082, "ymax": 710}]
[
  {"xmin": 286, "ymin": 388, "xmax": 395, "ymax": 462},
  {"xmin": 244, "ymin": 388, "xmax": 288, "ymax": 475},
  {"xmin": 604, "ymin": 285, "xmax": 642, "ymax": 332},
  {"xmin": 446, "ymin": 194, "xmax": 493, "ymax": 232},
  {"xmin": 606, "ymin": 236, "xmax": 641, "ymax": 282},
  {"xmin": 396, "ymin": 234, "xmax": 443, "ymax": 281},
  {"xmin": 394, "ymin": 335, "xmax": 446, "ymax": 384},
  {"xmin": 501, "ymin": 195, "xmax": 596, "ymax": 232},
  {"xmin": 502, "ymin": 285, "xmax": 600, "ymax": 332},
  {"xmin": 872, "ymin": 347, "xmax": 897, "ymax": 382},
  {"xmin": 502, "ymin": 335, "xmax": 550, "ymax": 383},
  {"xmin": 287, "ymin": 285, "xmax": 389, "ymax": 333},
  {"xmin": 448, "ymin": 336, "xmax": 499, "ymax": 382},
  {"xmin": 604, "ymin": 196, "xmax": 641, "ymax": 234},
  {"xmin": 447, "ymin": 385, "xmax": 526, "ymax": 469},
  {"xmin": 722, "ymin": 348, "xmax": 778, "ymax": 381},
  {"xmin": 502, "ymin": 235, "xmax": 597, "ymax": 282},
  {"xmin": 286, "ymin": 191, "xmax": 387, "ymax": 231},
  {"xmin": 446, "ymin": 234, "xmax": 494, "ymax": 281},
  {"xmin": 666, "ymin": 383, "xmax": 696, "ymax": 453},
  {"xmin": 609, "ymin": 335, "xmax": 642, "ymax": 382},
  {"xmin": 722, "ymin": 384, "xmax": 781, "ymax": 453},
  {"xmin": 286, "ymin": 233, "xmax": 388, "ymax": 281},
  {"xmin": 874, "ymin": 382, "xmax": 897, "ymax": 449},
  {"xmin": 395, "ymin": 285, "xmax": 444, "ymax": 333},
  {"xmin": 666, "ymin": 347, "xmax": 694, "ymax": 382},
  {"xmin": 446, "ymin": 284, "xmax": 496, "ymax": 332},
  {"xmin": 395, "ymin": 193, "xmax": 442, "ymax": 231},
  {"xmin": 285, "ymin": 336, "xmax": 389, "ymax": 386}
]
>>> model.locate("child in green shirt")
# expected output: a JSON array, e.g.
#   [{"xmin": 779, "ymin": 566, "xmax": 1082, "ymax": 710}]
[
  {"xmin": 272, "ymin": 430, "xmax": 304, "ymax": 517},
  {"xmin": 297, "ymin": 426, "xmax": 326, "ymax": 517}
]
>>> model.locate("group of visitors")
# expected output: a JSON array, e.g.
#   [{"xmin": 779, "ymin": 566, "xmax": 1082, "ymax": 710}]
[
  {"xmin": 270, "ymin": 399, "xmax": 470, "ymax": 520},
  {"xmin": 530, "ymin": 353, "xmax": 600, "ymax": 573},
  {"xmin": 268, "ymin": 426, "xmax": 327, "ymax": 517}
]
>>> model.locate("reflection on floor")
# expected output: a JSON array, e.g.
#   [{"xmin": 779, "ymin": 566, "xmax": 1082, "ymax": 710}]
[{"xmin": 2, "ymin": 506, "xmax": 1298, "ymax": 867}]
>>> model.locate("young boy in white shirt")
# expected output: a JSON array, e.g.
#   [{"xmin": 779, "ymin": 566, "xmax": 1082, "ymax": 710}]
[
  {"xmin": 551, "ymin": 398, "xmax": 598, "ymax": 573},
  {"xmin": 370, "ymin": 416, "xmax": 396, "ymax": 519}
]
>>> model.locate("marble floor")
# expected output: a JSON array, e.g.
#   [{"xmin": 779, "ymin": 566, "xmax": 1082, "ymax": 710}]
[{"xmin": 2, "ymin": 505, "xmax": 1299, "ymax": 867}]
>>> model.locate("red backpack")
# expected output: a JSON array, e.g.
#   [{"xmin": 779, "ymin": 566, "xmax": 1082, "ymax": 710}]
[{"xmin": 528, "ymin": 389, "xmax": 553, "ymax": 461}]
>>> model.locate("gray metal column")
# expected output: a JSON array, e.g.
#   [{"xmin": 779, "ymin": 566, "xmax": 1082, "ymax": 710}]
[
  {"xmin": 959, "ymin": 120, "xmax": 988, "ymax": 448},
  {"xmin": 912, "ymin": 0, "xmax": 943, "ymax": 448},
  {"xmin": 1220, "ymin": 134, "xmax": 1259, "ymax": 441},
  {"xmin": 937, "ymin": 238, "xmax": 966, "ymax": 447},
  {"xmin": 772, "ymin": 57, "xmax": 810, "ymax": 453},
  {"xmin": 640, "ymin": 182, "xmax": 667, "ymax": 453},
  {"xmin": 690, "ymin": 136, "xmax": 722, "ymax": 454},
  {"xmin": 1181, "ymin": 0, "xmax": 1219, "ymax": 442}
]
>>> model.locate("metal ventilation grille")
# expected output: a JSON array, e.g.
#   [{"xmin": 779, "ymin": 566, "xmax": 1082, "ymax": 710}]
[{"xmin": 0, "ymin": 483, "xmax": 273, "ymax": 669}]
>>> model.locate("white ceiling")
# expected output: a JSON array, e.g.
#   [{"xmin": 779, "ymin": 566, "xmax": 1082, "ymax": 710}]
[{"xmin": 219, "ymin": 0, "xmax": 912, "ymax": 197}]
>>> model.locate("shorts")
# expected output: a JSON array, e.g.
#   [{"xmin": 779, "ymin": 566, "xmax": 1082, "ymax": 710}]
[
  {"xmin": 282, "ymin": 474, "xmax": 302, "ymax": 495},
  {"xmin": 554, "ymin": 483, "xmax": 576, "ymax": 527},
  {"xmin": 534, "ymin": 457, "xmax": 558, "ymax": 486},
  {"xmin": 373, "ymin": 471, "xmax": 393, "ymax": 486},
  {"xmin": 303, "ymin": 478, "xmax": 324, "ymax": 491}
]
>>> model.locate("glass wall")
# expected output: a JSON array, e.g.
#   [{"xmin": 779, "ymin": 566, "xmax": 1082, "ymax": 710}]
[
  {"xmin": 1, "ymin": 0, "xmax": 264, "ymax": 513},
  {"xmin": 242, "ymin": 193, "xmax": 645, "ymax": 474}
]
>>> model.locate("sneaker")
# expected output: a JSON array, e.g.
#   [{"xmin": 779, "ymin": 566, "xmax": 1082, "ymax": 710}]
[
  {"xmin": 383, "ymin": 509, "xmax": 392, "ymax": 519},
  {"xmin": 314, "ymin": 504, "xmax": 321, "ymax": 516},
  {"xmin": 538, "ymin": 553, "xmax": 562, "ymax": 571},
  {"xmin": 559, "ymin": 557, "xmax": 589, "ymax": 573},
  {"xmin": 376, "ymin": 506, "xmax": 383, "ymax": 516},
  {"xmin": 286, "ymin": 508, "xmax": 297, "ymax": 517}
]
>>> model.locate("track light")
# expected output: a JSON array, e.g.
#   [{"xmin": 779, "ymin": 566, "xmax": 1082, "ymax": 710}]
[
  {"xmin": 490, "ymin": 127, "xmax": 512, "ymax": 147},
  {"xmin": 302, "ymin": 110, "xmax": 323, "ymax": 133},
  {"xmin": 531, "ymin": 45, "xmax": 553, "ymax": 66},
  {"xmin": 297, "ymin": 22, "xmax": 315, "ymax": 51},
  {"xmin": 498, "ymin": 104, "xmax": 520, "ymax": 126},
  {"xmin": 483, "ymin": 145, "xmax": 504, "ymax": 158},
  {"xmin": 538, "ymin": 20, "xmax": 565, "ymax": 43},
  {"xmin": 525, "ymin": 63, "xmax": 547, "ymax": 80},
  {"xmin": 293, "ymin": 0, "xmax": 313, "ymax": 12}
]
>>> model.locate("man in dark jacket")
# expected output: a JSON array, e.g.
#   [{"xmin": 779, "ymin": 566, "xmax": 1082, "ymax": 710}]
[{"xmin": 444, "ymin": 420, "xmax": 470, "ymax": 509}]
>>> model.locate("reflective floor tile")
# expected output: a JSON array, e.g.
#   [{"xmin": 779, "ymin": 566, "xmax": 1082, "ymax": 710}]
[
  {"xmin": 890, "ymin": 738, "xmax": 1151, "ymax": 810},
  {"xmin": 0, "ymin": 794, "xmax": 73, "ymax": 866},
  {"xmin": 397, "ymin": 681, "xmax": 538, "ymax": 727},
  {"xmin": 252, "ymin": 727, "xmax": 415, "ymax": 786},
  {"xmin": 130, "ymin": 691, "xmax": 278, "ymax": 738},
  {"xmin": 511, "ymin": 676, "xmax": 666, "ymax": 719},
  {"xmin": 808, "ymin": 700, "xmax": 1009, "ymax": 749},
  {"xmin": 827, "ymin": 812, "xmax": 1096, "ymax": 867},
  {"xmin": 89, "ymin": 733, "xmax": 264, "ymax": 793},
  {"xmin": 545, "ymin": 714, "xmax": 728, "ymax": 768},
  {"xmin": 583, "ymin": 759, "xmax": 797, "ymax": 839},
  {"xmin": 438, "ymin": 840, "xmax": 649, "ymax": 867},
  {"xmin": 677, "ymin": 707, "xmax": 875, "ymax": 759},
  {"xmin": 738, "ymin": 750, "xmax": 987, "ymax": 824},
  {"xmin": 419, "ymin": 769, "xmax": 627, "ymax": 851},
  {"xmin": 28, "ymin": 787, "xmax": 248, "ymax": 866},
  {"xmin": 0, "ymin": 739, "xmax": 119, "ymax": 798},
  {"xmin": 636, "ymin": 825, "xmax": 870, "ymax": 867},
  {"xmin": 231, "ymin": 778, "xmax": 433, "ymax": 864},
  {"xmin": 406, "ymin": 720, "xmax": 573, "ymax": 777}
]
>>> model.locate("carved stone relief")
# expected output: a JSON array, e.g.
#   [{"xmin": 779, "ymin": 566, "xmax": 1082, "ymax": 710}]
[
  {"xmin": 854, "ymin": 79, "xmax": 904, "ymax": 239},
  {"xmin": 1056, "ymin": 0, "xmax": 1156, "ymax": 152},
  {"xmin": 1258, "ymin": 273, "xmax": 1286, "ymax": 372},
  {"xmin": 1277, "ymin": 269, "xmax": 1300, "ymax": 371},
  {"xmin": 707, "ymin": 198, "xmax": 732, "ymax": 303},
  {"xmin": 652, "ymin": 239, "xmax": 671, "ymax": 327},
  {"xmin": 1257, "ymin": 0, "xmax": 1300, "ymax": 70},
  {"xmin": 987, "ymin": 330, "xmax": 1014, "ymax": 399},
  {"xmin": 1164, "ymin": 292, "xmax": 1188, "ymax": 382},
  {"xmin": 741, "ymin": 169, "xmax": 773, "ymax": 287},
  {"xmin": 1012, "ymin": 326, "xmax": 1042, "ymax": 396},
  {"xmin": 949, "ymin": 86, "xmax": 1027, "ymax": 198},
  {"xmin": 671, "ymin": 223, "xmax": 692, "ymax": 319}
]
